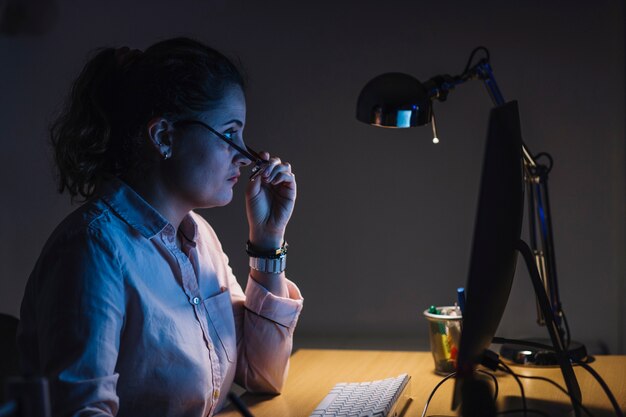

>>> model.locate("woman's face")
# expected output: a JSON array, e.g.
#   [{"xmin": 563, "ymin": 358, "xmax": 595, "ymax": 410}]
[{"xmin": 163, "ymin": 85, "xmax": 250, "ymax": 209}]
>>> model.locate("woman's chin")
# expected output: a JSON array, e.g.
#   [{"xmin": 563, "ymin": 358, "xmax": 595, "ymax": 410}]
[{"xmin": 198, "ymin": 193, "xmax": 233, "ymax": 209}]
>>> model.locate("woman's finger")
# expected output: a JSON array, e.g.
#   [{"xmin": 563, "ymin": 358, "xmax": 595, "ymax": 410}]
[
  {"xmin": 261, "ymin": 157, "xmax": 281, "ymax": 177},
  {"xmin": 270, "ymin": 171, "xmax": 295, "ymax": 186},
  {"xmin": 266, "ymin": 164, "xmax": 292, "ymax": 184}
]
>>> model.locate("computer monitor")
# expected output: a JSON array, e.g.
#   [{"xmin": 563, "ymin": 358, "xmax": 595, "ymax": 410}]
[
  {"xmin": 452, "ymin": 101, "xmax": 581, "ymax": 417},
  {"xmin": 452, "ymin": 101, "xmax": 524, "ymax": 414},
  {"xmin": 456, "ymin": 101, "xmax": 524, "ymax": 373}
]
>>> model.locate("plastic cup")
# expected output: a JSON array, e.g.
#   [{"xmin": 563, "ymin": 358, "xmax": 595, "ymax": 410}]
[{"xmin": 423, "ymin": 306, "xmax": 462, "ymax": 375}]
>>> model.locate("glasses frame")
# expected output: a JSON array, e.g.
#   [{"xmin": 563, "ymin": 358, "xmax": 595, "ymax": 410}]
[{"xmin": 174, "ymin": 119, "xmax": 267, "ymax": 179}]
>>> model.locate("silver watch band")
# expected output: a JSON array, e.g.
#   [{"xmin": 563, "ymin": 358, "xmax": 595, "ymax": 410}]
[{"xmin": 249, "ymin": 255, "xmax": 287, "ymax": 274}]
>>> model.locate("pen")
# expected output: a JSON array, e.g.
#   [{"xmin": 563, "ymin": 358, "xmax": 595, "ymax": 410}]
[
  {"xmin": 227, "ymin": 391, "xmax": 255, "ymax": 417},
  {"xmin": 457, "ymin": 287, "xmax": 466, "ymax": 315}
]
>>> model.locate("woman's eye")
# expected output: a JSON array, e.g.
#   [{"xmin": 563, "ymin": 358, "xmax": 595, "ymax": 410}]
[{"xmin": 223, "ymin": 131, "xmax": 236, "ymax": 140}]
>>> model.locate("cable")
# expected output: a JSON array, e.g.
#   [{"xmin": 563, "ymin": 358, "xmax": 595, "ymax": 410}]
[
  {"xmin": 497, "ymin": 353, "xmax": 622, "ymax": 417},
  {"xmin": 462, "ymin": 46, "xmax": 491, "ymax": 76},
  {"xmin": 492, "ymin": 336, "xmax": 554, "ymax": 352},
  {"xmin": 497, "ymin": 409, "xmax": 551, "ymax": 417},
  {"xmin": 421, "ymin": 370, "xmax": 499, "ymax": 417},
  {"xmin": 420, "ymin": 372, "xmax": 456, "ymax": 417},
  {"xmin": 478, "ymin": 369, "xmax": 500, "ymax": 402},
  {"xmin": 573, "ymin": 360, "xmax": 624, "ymax": 417},
  {"xmin": 533, "ymin": 152, "xmax": 554, "ymax": 173},
  {"xmin": 511, "ymin": 373, "xmax": 595, "ymax": 417},
  {"xmin": 498, "ymin": 360, "xmax": 528, "ymax": 417},
  {"xmin": 561, "ymin": 309, "xmax": 572, "ymax": 349},
  {"xmin": 484, "ymin": 353, "xmax": 621, "ymax": 417}
]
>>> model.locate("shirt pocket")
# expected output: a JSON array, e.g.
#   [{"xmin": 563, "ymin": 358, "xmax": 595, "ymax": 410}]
[{"xmin": 202, "ymin": 290, "xmax": 236, "ymax": 363}]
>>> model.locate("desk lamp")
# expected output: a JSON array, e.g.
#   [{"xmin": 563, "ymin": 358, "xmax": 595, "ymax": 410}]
[{"xmin": 355, "ymin": 47, "xmax": 586, "ymax": 367}]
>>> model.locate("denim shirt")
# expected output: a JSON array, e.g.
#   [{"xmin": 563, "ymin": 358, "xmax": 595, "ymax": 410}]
[{"xmin": 18, "ymin": 178, "xmax": 304, "ymax": 417}]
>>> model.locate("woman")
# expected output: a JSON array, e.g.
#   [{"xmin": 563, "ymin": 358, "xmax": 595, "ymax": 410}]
[{"xmin": 17, "ymin": 37, "xmax": 303, "ymax": 417}]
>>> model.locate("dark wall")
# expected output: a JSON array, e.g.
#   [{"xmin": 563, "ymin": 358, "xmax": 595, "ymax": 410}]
[{"xmin": 1, "ymin": 0, "xmax": 624, "ymax": 353}]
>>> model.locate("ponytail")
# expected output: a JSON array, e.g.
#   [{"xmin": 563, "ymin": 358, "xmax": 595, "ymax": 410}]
[{"xmin": 50, "ymin": 47, "xmax": 119, "ymax": 200}]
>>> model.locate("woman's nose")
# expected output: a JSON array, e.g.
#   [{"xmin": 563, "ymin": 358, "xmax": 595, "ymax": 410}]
[
  {"xmin": 235, "ymin": 152, "xmax": 252, "ymax": 166},
  {"xmin": 233, "ymin": 138, "xmax": 252, "ymax": 166}
]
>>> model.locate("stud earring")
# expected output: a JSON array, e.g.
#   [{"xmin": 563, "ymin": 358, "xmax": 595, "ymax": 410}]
[{"xmin": 163, "ymin": 150, "xmax": 170, "ymax": 160}]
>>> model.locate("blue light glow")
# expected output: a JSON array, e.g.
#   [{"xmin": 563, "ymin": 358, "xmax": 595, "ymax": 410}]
[{"xmin": 396, "ymin": 110, "xmax": 412, "ymax": 128}]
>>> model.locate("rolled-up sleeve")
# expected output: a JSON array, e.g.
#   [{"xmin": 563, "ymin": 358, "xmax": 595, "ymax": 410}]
[
  {"xmin": 244, "ymin": 278, "xmax": 302, "ymax": 329},
  {"xmin": 234, "ymin": 276, "xmax": 303, "ymax": 394},
  {"xmin": 18, "ymin": 221, "xmax": 124, "ymax": 417}
]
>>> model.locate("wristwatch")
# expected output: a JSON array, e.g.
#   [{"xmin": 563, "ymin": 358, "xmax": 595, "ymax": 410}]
[{"xmin": 247, "ymin": 241, "xmax": 288, "ymax": 274}]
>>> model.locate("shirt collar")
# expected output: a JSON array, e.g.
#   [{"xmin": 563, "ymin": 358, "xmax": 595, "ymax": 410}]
[
  {"xmin": 98, "ymin": 177, "xmax": 169, "ymax": 239},
  {"xmin": 179, "ymin": 213, "xmax": 199, "ymax": 246}
]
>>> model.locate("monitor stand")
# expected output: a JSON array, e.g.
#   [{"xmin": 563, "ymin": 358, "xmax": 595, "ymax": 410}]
[{"xmin": 511, "ymin": 240, "xmax": 582, "ymax": 416}]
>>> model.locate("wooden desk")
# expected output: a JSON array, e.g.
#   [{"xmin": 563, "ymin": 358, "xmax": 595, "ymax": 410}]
[{"xmin": 218, "ymin": 349, "xmax": 626, "ymax": 417}]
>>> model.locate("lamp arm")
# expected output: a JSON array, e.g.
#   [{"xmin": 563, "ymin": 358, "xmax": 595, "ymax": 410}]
[
  {"xmin": 466, "ymin": 61, "xmax": 539, "ymax": 168},
  {"xmin": 471, "ymin": 60, "xmax": 507, "ymax": 108},
  {"xmin": 425, "ymin": 60, "xmax": 539, "ymax": 169},
  {"xmin": 531, "ymin": 167, "xmax": 565, "ymax": 331}
]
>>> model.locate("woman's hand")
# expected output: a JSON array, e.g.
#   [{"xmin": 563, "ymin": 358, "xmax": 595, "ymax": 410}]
[{"xmin": 245, "ymin": 152, "xmax": 296, "ymax": 250}]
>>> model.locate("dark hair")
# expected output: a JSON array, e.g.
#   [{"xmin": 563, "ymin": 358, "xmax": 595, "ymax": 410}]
[{"xmin": 50, "ymin": 37, "xmax": 246, "ymax": 200}]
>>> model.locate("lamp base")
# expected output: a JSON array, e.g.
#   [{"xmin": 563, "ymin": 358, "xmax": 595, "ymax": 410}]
[{"xmin": 500, "ymin": 338, "xmax": 587, "ymax": 366}]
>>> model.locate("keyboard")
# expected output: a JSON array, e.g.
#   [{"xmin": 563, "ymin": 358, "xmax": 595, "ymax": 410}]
[{"xmin": 309, "ymin": 373, "xmax": 411, "ymax": 417}]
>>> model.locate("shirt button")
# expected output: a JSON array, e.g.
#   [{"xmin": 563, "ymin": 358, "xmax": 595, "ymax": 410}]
[
  {"xmin": 213, "ymin": 389, "xmax": 220, "ymax": 400},
  {"xmin": 192, "ymin": 297, "xmax": 200, "ymax": 305}
]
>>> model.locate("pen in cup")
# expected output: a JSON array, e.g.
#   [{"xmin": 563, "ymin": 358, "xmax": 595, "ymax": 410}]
[{"xmin": 457, "ymin": 287, "xmax": 466, "ymax": 315}]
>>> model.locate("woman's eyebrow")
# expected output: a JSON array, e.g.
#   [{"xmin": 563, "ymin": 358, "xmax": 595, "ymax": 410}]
[{"xmin": 221, "ymin": 119, "xmax": 243, "ymax": 127}]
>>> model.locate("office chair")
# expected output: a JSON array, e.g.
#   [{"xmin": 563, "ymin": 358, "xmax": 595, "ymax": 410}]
[
  {"xmin": 0, "ymin": 313, "xmax": 19, "ymax": 416},
  {"xmin": 0, "ymin": 314, "xmax": 20, "ymax": 401},
  {"xmin": 0, "ymin": 314, "xmax": 51, "ymax": 417}
]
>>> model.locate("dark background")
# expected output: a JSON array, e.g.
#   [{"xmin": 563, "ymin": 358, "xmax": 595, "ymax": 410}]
[{"xmin": 1, "ymin": 0, "xmax": 624, "ymax": 354}]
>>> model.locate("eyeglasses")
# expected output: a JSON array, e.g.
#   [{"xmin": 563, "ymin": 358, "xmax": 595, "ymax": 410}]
[{"xmin": 174, "ymin": 119, "xmax": 267, "ymax": 180}]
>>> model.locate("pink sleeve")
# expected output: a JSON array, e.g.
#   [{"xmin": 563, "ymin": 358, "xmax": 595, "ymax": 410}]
[{"xmin": 235, "ymin": 276, "xmax": 303, "ymax": 393}]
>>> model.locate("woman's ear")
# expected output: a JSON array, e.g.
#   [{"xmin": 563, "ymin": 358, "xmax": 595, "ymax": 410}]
[{"xmin": 146, "ymin": 117, "xmax": 174, "ymax": 160}]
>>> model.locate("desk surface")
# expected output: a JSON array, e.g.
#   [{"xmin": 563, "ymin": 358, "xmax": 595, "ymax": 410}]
[{"xmin": 218, "ymin": 349, "xmax": 626, "ymax": 417}]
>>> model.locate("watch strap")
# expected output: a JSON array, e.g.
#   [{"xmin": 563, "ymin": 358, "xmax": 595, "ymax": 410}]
[
  {"xmin": 246, "ymin": 240, "xmax": 288, "ymax": 259},
  {"xmin": 249, "ymin": 254, "xmax": 287, "ymax": 274}
]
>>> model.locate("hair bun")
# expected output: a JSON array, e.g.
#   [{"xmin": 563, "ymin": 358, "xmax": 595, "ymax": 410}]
[{"xmin": 115, "ymin": 46, "xmax": 142, "ymax": 69}]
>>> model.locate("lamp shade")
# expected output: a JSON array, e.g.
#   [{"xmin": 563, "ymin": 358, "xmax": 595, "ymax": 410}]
[{"xmin": 356, "ymin": 72, "xmax": 431, "ymax": 128}]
